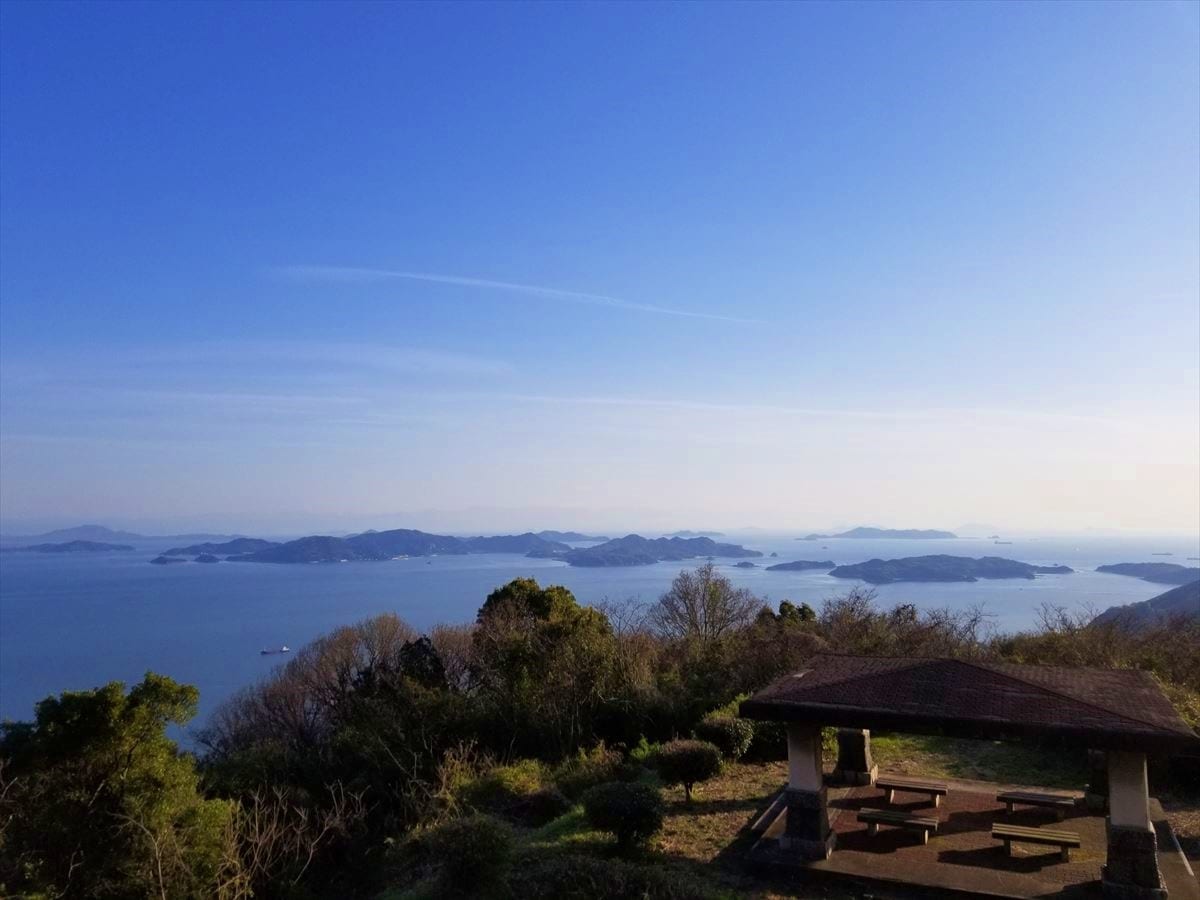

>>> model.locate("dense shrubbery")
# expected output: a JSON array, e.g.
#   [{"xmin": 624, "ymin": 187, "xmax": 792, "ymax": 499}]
[
  {"xmin": 693, "ymin": 715, "xmax": 754, "ymax": 760},
  {"xmin": 4, "ymin": 565, "xmax": 1197, "ymax": 898},
  {"xmin": 551, "ymin": 743, "xmax": 628, "ymax": 800},
  {"xmin": 582, "ymin": 781, "xmax": 665, "ymax": 852},
  {"xmin": 422, "ymin": 813, "xmax": 514, "ymax": 894},
  {"xmin": 653, "ymin": 740, "xmax": 724, "ymax": 802}
]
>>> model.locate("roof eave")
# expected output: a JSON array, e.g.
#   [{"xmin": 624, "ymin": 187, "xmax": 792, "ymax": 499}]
[{"xmin": 737, "ymin": 698, "xmax": 1200, "ymax": 756}]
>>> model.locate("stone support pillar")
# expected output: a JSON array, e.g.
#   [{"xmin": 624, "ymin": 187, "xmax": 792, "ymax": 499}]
[
  {"xmin": 1102, "ymin": 751, "xmax": 1166, "ymax": 900},
  {"xmin": 833, "ymin": 728, "xmax": 877, "ymax": 786},
  {"xmin": 782, "ymin": 723, "xmax": 835, "ymax": 858}
]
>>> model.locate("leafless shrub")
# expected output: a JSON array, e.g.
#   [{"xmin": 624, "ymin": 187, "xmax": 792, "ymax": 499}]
[
  {"xmin": 430, "ymin": 623, "xmax": 476, "ymax": 692},
  {"xmin": 650, "ymin": 563, "xmax": 763, "ymax": 644},
  {"xmin": 229, "ymin": 782, "xmax": 367, "ymax": 893}
]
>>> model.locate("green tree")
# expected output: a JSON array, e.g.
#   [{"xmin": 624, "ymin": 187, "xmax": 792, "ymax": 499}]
[
  {"xmin": 0, "ymin": 673, "xmax": 235, "ymax": 899},
  {"xmin": 473, "ymin": 578, "xmax": 617, "ymax": 757}
]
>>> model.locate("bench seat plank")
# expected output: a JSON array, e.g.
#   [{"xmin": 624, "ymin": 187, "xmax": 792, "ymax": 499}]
[
  {"xmin": 858, "ymin": 808, "xmax": 939, "ymax": 844},
  {"xmin": 992, "ymin": 823, "xmax": 1081, "ymax": 861},
  {"xmin": 875, "ymin": 776, "xmax": 949, "ymax": 807},
  {"xmin": 996, "ymin": 790, "xmax": 1075, "ymax": 819}
]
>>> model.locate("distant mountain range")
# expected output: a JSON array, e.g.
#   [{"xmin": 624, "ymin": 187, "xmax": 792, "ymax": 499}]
[
  {"xmin": 800, "ymin": 527, "xmax": 957, "ymax": 541},
  {"xmin": 0, "ymin": 524, "xmax": 239, "ymax": 546},
  {"xmin": 1095, "ymin": 562, "xmax": 1200, "ymax": 586},
  {"xmin": 1092, "ymin": 580, "xmax": 1200, "ymax": 627},
  {"xmin": 828, "ymin": 555, "xmax": 1072, "ymax": 584},
  {"xmin": 2, "ymin": 539, "xmax": 135, "ymax": 553},
  {"xmin": 662, "ymin": 530, "xmax": 725, "ymax": 539},
  {"xmin": 535, "ymin": 530, "xmax": 608, "ymax": 542}
]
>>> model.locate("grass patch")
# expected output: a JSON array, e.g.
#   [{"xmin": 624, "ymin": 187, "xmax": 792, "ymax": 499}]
[
  {"xmin": 526, "ymin": 805, "xmax": 609, "ymax": 852},
  {"xmin": 870, "ymin": 732, "xmax": 1087, "ymax": 789}
]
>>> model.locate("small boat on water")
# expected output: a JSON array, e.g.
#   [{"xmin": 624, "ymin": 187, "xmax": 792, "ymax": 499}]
[{"xmin": 260, "ymin": 646, "xmax": 290, "ymax": 655}]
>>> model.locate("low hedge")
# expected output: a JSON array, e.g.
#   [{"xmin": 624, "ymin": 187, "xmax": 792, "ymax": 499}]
[
  {"xmin": 581, "ymin": 781, "xmax": 665, "ymax": 852},
  {"xmin": 652, "ymin": 740, "xmax": 722, "ymax": 802}
]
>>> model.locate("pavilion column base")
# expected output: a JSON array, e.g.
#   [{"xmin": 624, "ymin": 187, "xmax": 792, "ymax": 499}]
[
  {"xmin": 1102, "ymin": 823, "xmax": 1167, "ymax": 900},
  {"xmin": 833, "ymin": 729, "xmax": 877, "ymax": 786},
  {"xmin": 781, "ymin": 787, "xmax": 835, "ymax": 859}
]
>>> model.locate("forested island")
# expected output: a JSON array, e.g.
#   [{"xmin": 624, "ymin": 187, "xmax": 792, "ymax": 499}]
[
  {"xmin": 1096, "ymin": 562, "xmax": 1200, "ymax": 585},
  {"xmin": 1093, "ymin": 580, "xmax": 1200, "ymax": 626},
  {"xmin": 162, "ymin": 537, "xmax": 279, "ymax": 556},
  {"xmin": 800, "ymin": 526, "xmax": 957, "ymax": 540},
  {"xmin": 765, "ymin": 559, "xmax": 835, "ymax": 571},
  {"xmin": 558, "ymin": 534, "xmax": 762, "ymax": 567},
  {"xmin": 829, "ymin": 554, "xmax": 1072, "ymax": 584},
  {"xmin": 227, "ymin": 529, "xmax": 572, "ymax": 563},
  {"xmin": 218, "ymin": 529, "xmax": 764, "ymax": 567}
]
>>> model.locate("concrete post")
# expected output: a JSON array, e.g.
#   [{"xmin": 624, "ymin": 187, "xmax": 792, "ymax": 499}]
[
  {"xmin": 833, "ymin": 728, "xmax": 877, "ymax": 786},
  {"xmin": 1102, "ymin": 751, "xmax": 1166, "ymax": 900},
  {"xmin": 781, "ymin": 723, "xmax": 835, "ymax": 858}
]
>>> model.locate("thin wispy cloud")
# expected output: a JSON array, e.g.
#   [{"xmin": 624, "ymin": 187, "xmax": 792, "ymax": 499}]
[
  {"xmin": 492, "ymin": 392, "xmax": 1145, "ymax": 428},
  {"xmin": 156, "ymin": 340, "xmax": 514, "ymax": 378},
  {"xmin": 275, "ymin": 265, "xmax": 763, "ymax": 324}
]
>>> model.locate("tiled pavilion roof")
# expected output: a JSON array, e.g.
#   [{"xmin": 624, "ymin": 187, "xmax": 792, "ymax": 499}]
[{"xmin": 739, "ymin": 655, "xmax": 1199, "ymax": 753}]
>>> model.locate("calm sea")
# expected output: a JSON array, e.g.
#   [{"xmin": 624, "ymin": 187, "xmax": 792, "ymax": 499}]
[{"xmin": 2, "ymin": 533, "xmax": 1197, "ymax": 733}]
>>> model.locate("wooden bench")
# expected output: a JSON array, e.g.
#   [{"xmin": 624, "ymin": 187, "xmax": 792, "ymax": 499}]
[
  {"xmin": 996, "ymin": 790, "xmax": 1076, "ymax": 820},
  {"xmin": 876, "ymin": 776, "xmax": 949, "ymax": 807},
  {"xmin": 992, "ymin": 823, "xmax": 1081, "ymax": 861},
  {"xmin": 858, "ymin": 808, "xmax": 939, "ymax": 844}
]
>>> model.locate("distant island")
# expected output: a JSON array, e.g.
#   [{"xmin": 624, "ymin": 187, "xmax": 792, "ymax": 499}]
[
  {"xmin": 765, "ymin": 559, "xmax": 835, "ymax": 572},
  {"xmin": 1095, "ymin": 563, "xmax": 1200, "ymax": 586},
  {"xmin": 1092, "ymin": 580, "xmax": 1200, "ymax": 627},
  {"xmin": 559, "ymin": 534, "xmax": 762, "ymax": 567},
  {"xmin": 535, "ymin": 530, "xmax": 608, "ymax": 542},
  {"xmin": 163, "ymin": 538, "xmax": 280, "ymax": 556},
  {"xmin": 662, "ymin": 530, "xmax": 724, "ymax": 539},
  {"xmin": 800, "ymin": 527, "xmax": 957, "ymax": 541},
  {"xmin": 221, "ymin": 528, "xmax": 765, "ymax": 567},
  {"xmin": 0, "ymin": 524, "xmax": 239, "ymax": 546},
  {"xmin": 228, "ymin": 529, "xmax": 571, "ymax": 564},
  {"xmin": 829, "ymin": 555, "xmax": 1072, "ymax": 584},
  {"xmin": 195, "ymin": 553, "xmax": 220, "ymax": 563},
  {"xmin": 9, "ymin": 540, "xmax": 135, "ymax": 553},
  {"xmin": 733, "ymin": 561, "xmax": 757, "ymax": 568},
  {"xmin": 150, "ymin": 555, "xmax": 188, "ymax": 565}
]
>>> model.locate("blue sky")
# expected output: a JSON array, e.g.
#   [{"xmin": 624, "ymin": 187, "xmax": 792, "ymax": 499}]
[{"xmin": 1, "ymin": 1, "xmax": 1197, "ymax": 535}]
